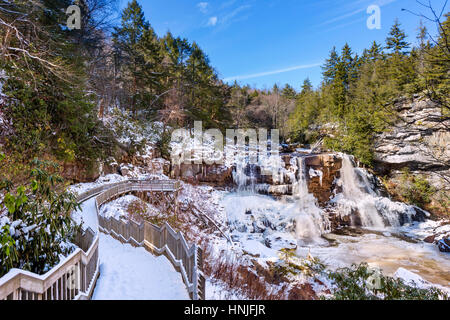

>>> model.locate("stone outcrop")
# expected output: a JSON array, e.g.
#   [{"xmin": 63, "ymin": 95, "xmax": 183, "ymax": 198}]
[
  {"xmin": 170, "ymin": 163, "xmax": 233, "ymax": 186},
  {"xmin": 304, "ymin": 154, "xmax": 342, "ymax": 205},
  {"xmin": 438, "ymin": 238, "xmax": 450, "ymax": 253},
  {"xmin": 374, "ymin": 97, "xmax": 449, "ymax": 191},
  {"xmin": 259, "ymin": 154, "xmax": 342, "ymax": 205},
  {"xmin": 61, "ymin": 162, "xmax": 101, "ymax": 183}
]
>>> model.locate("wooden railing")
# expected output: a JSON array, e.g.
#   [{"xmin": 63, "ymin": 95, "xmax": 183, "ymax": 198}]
[
  {"xmin": 95, "ymin": 180, "xmax": 205, "ymax": 300},
  {"xmin": 0, "ymin": 227, "xmax": 99, "ymax": 301},
  {"xmin": 0, "ymin": 179, "xmax": 199, "ymax": 300},
  {"xmin": 0, "ymin": 190, "xmax": 101, "ymax": 301}
]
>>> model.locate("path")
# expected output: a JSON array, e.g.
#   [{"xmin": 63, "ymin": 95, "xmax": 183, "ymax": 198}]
[{"xmin": 74, "ymin": 198, "xmax": 189, "ymax": 300}]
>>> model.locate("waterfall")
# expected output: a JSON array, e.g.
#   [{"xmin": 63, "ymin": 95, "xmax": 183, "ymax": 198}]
[
  {"xmin": 336, "ymin": 154, "xmax": 417, "ymax": 229},
  {"xmin": 292, "ymin": 157, "xmax": 330, "ymax": 244},
  {"xmin": 338, "ymin": 155, "xmax": 385, "ymax": 228}
]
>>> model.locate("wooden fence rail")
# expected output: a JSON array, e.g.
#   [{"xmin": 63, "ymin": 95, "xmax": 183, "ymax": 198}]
[
  {"xmin": 0, "ymin": 179, "xmax": 202, "ymax": 300},
  {"xmin": 0, "ymin": 188, "xmax": 102, "ymax": 301},
  {"xmin": 0, "ymin": 227, "xmax": 99, "ymax": 300},
  {"xmin": 95, "ymin": 180, "xmax": 205, "ymax": 300}
]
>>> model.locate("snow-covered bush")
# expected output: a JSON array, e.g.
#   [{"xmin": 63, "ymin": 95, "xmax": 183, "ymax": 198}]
[
  {"xmin": 0, "ymin": 158, "xmax": 81, "ymax": 277},
  {"xmin": 325, "ymin": 263, "xmax": 448, "ymax": 300}
]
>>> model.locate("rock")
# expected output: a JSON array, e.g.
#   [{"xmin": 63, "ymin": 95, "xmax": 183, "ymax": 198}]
[
  {"xmin": 171, "ymin": 163, "xmax": 233, "ymax": 186},
  {"xmin": 102, "ymin": 157, "xmax": 119, "ymax": 175},
  {"xmin": 267, "ymin": 185, "xmax": 291, "ymax": 196},
  {"xmin": 423, "ymin": 235, "xmax": 436, "ymax": 243},
  {"xmin": 306, "ymin": 154, "xmax": 342, "ymax": 205},
  {"xmin": 119, "ymin": 165, "xmax": 130, "ymax": 177},
  {"xmin": 411, "ymin": 206, "xmax": 429, "ymax": 222},
  {"xmin": 373, "ymin": 97, "xmax": 450, "ymax": 217},
  {"xmin": 373, "ymin": 97, "xmax": 449, "ymax": 190},
  {"xmin": 264, "ymin": 232, "xmax": 297, "ymax": 250},
  {"xmin": 61, "ymin": 161, "xmax": 101, "ymax": 182},
  {"xmin": 437, "ymin": 238, "xmax": 450, "ymax": 253},
  {"xmin": 288, "ymin": 283, "xmax": 318, "ymax": 300}
]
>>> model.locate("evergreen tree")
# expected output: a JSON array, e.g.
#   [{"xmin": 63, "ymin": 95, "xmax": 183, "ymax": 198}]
[
  {"xmin": 386, "ymin": 20, "xmax": 410, "ymax": 55},
  {"xmin": 362, "ymin": 41, "xmax": 384, "ymax": 62},
  {"xmin": 282, "ymin": 84, "xmax": 297, "ymax": 99},
  {"xmin": 322, "ymin": 47, "xmax": 339, "ymax": 84},
  {"xmin": 301, "ymin": 78, "xmax": 313, "ymax": 94},
  {"xmin": 113, "ymin": 0, "xmax": 152, "ymax": 116},
  {"xmin": 425, "ymin": 13, "xmax": 450, "ymax": 110},
  {"xmin": 0, "ymin": 0, "xmax": 110, "ymax": 165}
]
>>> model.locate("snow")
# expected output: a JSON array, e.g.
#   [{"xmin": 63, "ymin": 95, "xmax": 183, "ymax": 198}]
[
  {"xmin": 69, "ymin": 174, "xmax": 127, "ymax": 196},
  {"xmin": 73, "ymin": 197, "xmax": 189, "ymax": 300},
  {"xmin": 394, "ymin": 267, "xmax": 450, "ymax": 295},
  {"xmin": 93, "ymin": 233, "xmax": 189, "ymax": 300},
  {"xmin": 240, "ymin": 239, "xmax": 278, "ymax": 258},
  {"xmin": 99, "ymin": 195, "xmax": 140, "ymax": 220},
  {"xmin": 206, "ymin": 279, "xmax": 244, "ymax": 300}
]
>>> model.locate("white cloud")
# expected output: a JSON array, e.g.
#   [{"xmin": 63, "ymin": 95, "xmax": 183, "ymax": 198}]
[
  {"xmin": 207, "ymin": 16, "xmax": 218, "ymax": 26},
  {"xmin": 197, "ymin": 2, "xmax": 209, "ymax": 14},
  {"xmin": 224, "ymin": 63, "xmax": 322, "ymax": 81},
  {"xmin": 221, "ymin": 5, "xmax": 251, "ymax": 25},
  {"xmin": 320, "ymin": 0, "xmax": 397, "ymax": 26}
]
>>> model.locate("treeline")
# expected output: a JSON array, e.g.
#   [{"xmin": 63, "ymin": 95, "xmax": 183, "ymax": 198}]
[
  {"xmin": 110, "ymin": 0, "xmax": 232, "ymax": 130},
  {"xmin": 0, "ymin": 0, "xmax": 118, "ymax": 175},
  {"xmin": 0, "ymin": 0, "xmax": 233, "ymax": 178},
  {"xmin": 232, "ymin": 14, "xmax": 449, "ymax": 165},
  {"xmin": 0, "ymin": 0, "xmax": 448, "ymax": 173},
  {"xmin": 290, "ymin": 15, "xmax": 449, "ymax": 165}
]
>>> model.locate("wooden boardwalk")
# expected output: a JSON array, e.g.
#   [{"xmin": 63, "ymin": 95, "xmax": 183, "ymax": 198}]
[{"xmin": 0, "ymin": 179, "xmax": 205, "ymax": 300}]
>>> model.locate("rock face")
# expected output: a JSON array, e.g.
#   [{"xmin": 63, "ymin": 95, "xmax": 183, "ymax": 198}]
[
  {"xmin": 374, "ymin": 97, "xmax": 450, "ymax": 191},
  {"xmin": 304, "ymin": 154, "xmax": 342, "ymax": 205},
  {"xmin": 170, "ymin": 163, "xmax": 233, "ymax": 186},
  {"xmin": 61, "ymin": 162, "xmax": 101, "ymax": 183},
  {"xmin": 259, "ymin": 154, "xmax": 342, "ymax": 205}
]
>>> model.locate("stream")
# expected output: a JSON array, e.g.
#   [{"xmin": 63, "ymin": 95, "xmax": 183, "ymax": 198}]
[{"xmin": 219, "ymin": 153, "xmax": 450, "ymax": 288}]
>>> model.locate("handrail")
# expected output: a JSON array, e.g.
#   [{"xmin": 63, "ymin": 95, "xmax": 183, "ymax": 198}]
[
  {"xmin": 0, "ymin": 189, "xmax": 101, "ymax": 300},
  {"xmin": 94, "ymin": 180, "xmax": 205, "ymax": 300},
  {"xmin": 0, "ymin": 179, "xmax": 195, "ymax": 300}
]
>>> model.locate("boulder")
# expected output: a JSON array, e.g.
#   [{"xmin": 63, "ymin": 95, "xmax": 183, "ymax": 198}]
[{"xmin": 437, "ymin": 238, "xmax": 450, "ymax": 253}]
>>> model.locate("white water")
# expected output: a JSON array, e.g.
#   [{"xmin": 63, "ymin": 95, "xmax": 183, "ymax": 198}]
[
  {"xmin": 221, "ymin": 152, "xmax": 449, "ymax": 289},
  {"xmin": 229, "ymin": 155, "xmax": 330, "ymax": 245},
  {"xmin": 292, "ymin": 157, "xmax": 330, "ymax": 243},
  {"xmin": 334, "ymin": 154, "xmax": 418, "ymax": 229},
  {"xmin": 337, "ymin": 154, "xmax": 385, "ymax": 228}
]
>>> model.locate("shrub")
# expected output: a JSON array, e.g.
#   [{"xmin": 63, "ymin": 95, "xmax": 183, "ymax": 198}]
[
  {"xmin": 325, "ymin": 263, "xmax": 448, "ymax": 300},
  {"xmin": 399, "ymin": 170, "xmax": 435, "ymax": 208},
  {"xmin": 0, "ymin": 158, "xmax": 81, "ymax": 277},
  {"xmin": 274, "ymin": 249, "xmax": 326, "ymax": 278}
]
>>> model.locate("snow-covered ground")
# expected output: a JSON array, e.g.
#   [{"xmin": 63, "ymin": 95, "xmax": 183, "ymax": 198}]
[
  {"xmin": 93, "ymin": 233, "xmax": 188, "ymax": 300},
  {"xmin": 74, "ymin": 198, "xmax": 189, "ymax": 300}
]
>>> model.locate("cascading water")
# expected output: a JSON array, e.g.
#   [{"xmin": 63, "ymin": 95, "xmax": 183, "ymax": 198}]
[
  {"xmin": 338, "ymin": 155, "xmax": 385, "ymax": 228},
  {"xmin": 334, "ymin": 154, "xmax": 418, "ymax": 229},
  {"xmin": 229, "ymin": 148, "xmax": 330, "ymax": 244},
  {"xmin": 291, "ymin": 157, "xmax": 330, "ymax": 244}
]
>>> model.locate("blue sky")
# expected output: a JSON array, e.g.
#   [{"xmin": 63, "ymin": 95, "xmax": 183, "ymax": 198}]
[{"xmin": 118, "ymin": 0, "xmax": 449, "ymax": 90}]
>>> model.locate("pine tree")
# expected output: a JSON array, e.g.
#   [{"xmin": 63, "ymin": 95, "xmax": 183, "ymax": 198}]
[
  {"xmin": 322, "ymin": 47, "xmax": 339, "ymax": 84},
  {"xmin": 113, "ymin": 0, "xmax": 151, "ymax": 117},
  {"xmin": 0, "ymin": 0, "xmax": 109, "ymax": 164},
  {"xmin": 282, "ymin": 84, "xmax": 297, "ymax": 99},
  {"xmin": 362, "ymin": 41, "xmax": 384, "ymax": 62},
  {"xmin": 301, "ymin": 78, "xmax": 313, "ymax": 94},
  {"xmin": 386, "ymin": 20, "xmax": 410, "ymax": 55},
  {"xmin": 425, "ymin": 13, "xmax": 450, "ymax": 110}
]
